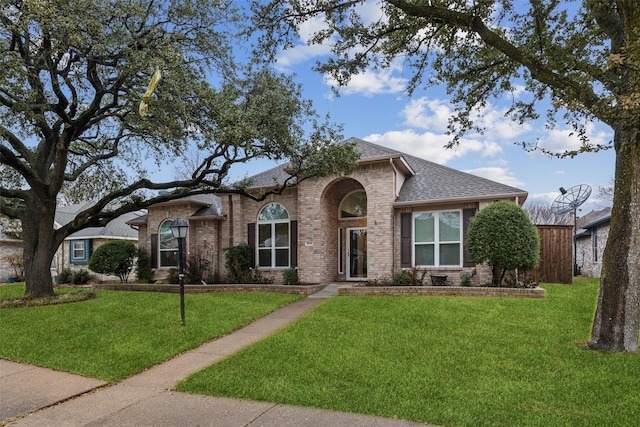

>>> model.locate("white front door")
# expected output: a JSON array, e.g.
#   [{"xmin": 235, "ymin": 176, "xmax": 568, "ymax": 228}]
[{"xmin": 346, "ymin": 228, "xmax": 367, "ymax": 280}]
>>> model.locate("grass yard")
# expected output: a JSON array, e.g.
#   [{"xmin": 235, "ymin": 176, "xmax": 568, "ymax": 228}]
[
  {"xmin": 0, "ymin": 285, "xmax": 303, "ymax": 381},
  {"xmin": 176, "ymin": 278, "xmax": 640, "ymax": 427}
]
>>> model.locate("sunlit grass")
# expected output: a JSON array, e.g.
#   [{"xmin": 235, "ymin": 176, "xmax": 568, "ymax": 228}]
[
  {"xmin": 0, "ymin": 285, "xmax": 303, "ymax": 381},
  {"xmin": 177, "ymin": 278, "xmax": 640, "ymax": 427}
]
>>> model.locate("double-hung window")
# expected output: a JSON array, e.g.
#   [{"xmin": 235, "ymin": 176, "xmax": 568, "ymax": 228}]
[
  {"xmin": 257, "ymin": 203, "xmax": 290, "ymax": 268},
  {"xmin": 414, "ymin": 210, "xmax": 462, "ymax": 267},
  {"xmin": 159, "ymin": 219, "xmax": 179, "ymax": 267},
  {"xmin": 70, "ymin": 239, "xmax": 91, "ymax": 264}
]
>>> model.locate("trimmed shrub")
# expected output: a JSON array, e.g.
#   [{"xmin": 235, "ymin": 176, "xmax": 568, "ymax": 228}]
[
  {"xmin": 467, "ymin": 201, "xmax": 540, "ymax": 287},
  {"xmin": 88, "ymin": 240, "xmax": 137, "ymax": 283},
  {"xmin": 71, "ymin": 269, "xmax": 92, "ymax": 284},
  {"xmin": 57, "ymin": 268, "xmax": 73, "ymax": 284},
  {"xmin": 282, "ymin": 267, "xmax": 299, "ymax": 285}
]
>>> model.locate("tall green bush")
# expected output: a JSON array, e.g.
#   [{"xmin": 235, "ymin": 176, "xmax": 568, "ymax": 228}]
[
  {"xmin": 467, "ymin": 201, "xmax": 540, "ymax": 287},
  {"xmin": 135, "ymin": 248, "xmax": 153, "ymax": 283},
  {"xmin": 88, "ymin": 240, "xmax": 137, "ymax": 283},
  {"xmin": 223, "ymin": 243, "xmax": 253, "ymax": 283}
]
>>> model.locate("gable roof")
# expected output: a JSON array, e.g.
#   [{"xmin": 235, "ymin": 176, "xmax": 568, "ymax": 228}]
[
  {"xmin": 243, "ymin": 137, "xmax": 527, "ymax": 204},
  {"xmin": 55, "ymin": 202, "xmax": 142, "ymax": 240},
  {"xmin": 126, "ymin": 193, "xmax": 223, "ymax": 227},
  {"xmin": 576, "ymin": 207, "xmax": 612, "ymax": 229}
]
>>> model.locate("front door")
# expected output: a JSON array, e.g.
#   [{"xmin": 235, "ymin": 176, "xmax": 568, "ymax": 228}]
[{"xmin": 347, "ymin": 228, "xmax": 367, "ymax": 280}]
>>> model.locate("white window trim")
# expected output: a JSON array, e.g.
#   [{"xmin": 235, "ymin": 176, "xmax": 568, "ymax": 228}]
[
  {"xmin": 412, "ymin": 209, "xmax": 463, "ymax": 267},
  {"xmin": 257, "ymin": 203, "xmax": 290, "ymax": 268},
  {"xmin": 158, "ymin": 219, "xmax": 179, "ymax": 268},
  {"xmin": 71, "ymin": 241, "xmax": 86, "ymax": 260}
]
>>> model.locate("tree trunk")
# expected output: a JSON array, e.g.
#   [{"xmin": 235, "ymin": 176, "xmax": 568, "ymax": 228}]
[
  {"xmin": 589, "ymin": 127, "xmax": 640, "ymax": 352},
  {"xmin": 22, "ymin": 196, "xmax": 59, "ymax": 298}
]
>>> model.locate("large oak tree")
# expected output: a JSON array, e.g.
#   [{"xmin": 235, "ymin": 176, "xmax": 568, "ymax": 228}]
[
  {"xmin": 251, "ymin": 0, "xmax": 639, "ymax": 351},
  {"xmin": 0, "ymin": 0, "xmax": 358, "ymax": 298}
]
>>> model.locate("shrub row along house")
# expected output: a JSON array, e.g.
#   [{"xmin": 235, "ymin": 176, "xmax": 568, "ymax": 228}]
[{"xmin": 129, "ymin": 138, "xmax": 528, "ymax": 285}]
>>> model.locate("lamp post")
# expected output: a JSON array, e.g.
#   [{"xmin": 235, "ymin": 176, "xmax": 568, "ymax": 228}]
[{"xmin": 170, "ymin": 218, "xmax": 189, "ymax": 326}]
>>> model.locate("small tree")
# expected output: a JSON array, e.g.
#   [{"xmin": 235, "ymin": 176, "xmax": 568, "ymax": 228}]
[
  {"xmin": 89, "ymin": 241, "xmax": 137, "ymax": 283},
  {"xmin": 135, "ymin": 248, "xmax": 153, "ymax": 284},
  {"xmin": 467, "ymin": 201, "xmax": 540, "ymax": 287}
]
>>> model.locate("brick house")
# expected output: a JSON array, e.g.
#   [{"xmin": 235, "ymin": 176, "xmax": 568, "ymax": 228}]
[{"xmin": 131, "ymin": 138, "xmax": 528, "ymax": 285}]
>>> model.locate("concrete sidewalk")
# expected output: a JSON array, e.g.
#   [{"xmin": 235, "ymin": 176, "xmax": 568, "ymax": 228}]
[{"xmin": 1, "ymin": 285, "xmax": 434, "ymax": 426}]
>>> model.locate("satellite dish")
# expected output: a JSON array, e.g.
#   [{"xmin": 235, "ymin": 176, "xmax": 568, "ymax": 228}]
[{"xmin": 551, "ymin": 184, "xmax": 592, "ymax": 214}]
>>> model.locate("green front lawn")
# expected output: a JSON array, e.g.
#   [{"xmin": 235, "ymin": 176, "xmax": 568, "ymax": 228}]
[
  {"xmin": 176, "ymin": 278, "xmax": 640, "ymax": 427},
  {"xmin": 0, "ymin": 285, "xmax": 303, "ymax": 381}
]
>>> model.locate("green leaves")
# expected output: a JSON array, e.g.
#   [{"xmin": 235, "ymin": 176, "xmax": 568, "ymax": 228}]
[{"xmin": 468, "ymin": 201, "xmax": 540, "ymax": 284}]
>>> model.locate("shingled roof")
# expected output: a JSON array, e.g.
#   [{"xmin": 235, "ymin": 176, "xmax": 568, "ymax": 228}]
[
  {"xmin": 55, "ymin": 201, "xmax": 142, "ymax": 240},
  {"xmin": 244, "ymin": 137, "xmax": 527, "ymax": 204}
]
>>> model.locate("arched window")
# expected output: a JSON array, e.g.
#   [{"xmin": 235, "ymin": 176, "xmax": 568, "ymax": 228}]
[
  {"xmin": 159, "ymin": 219, "xmax": 179, "ymax": 267},
  {"xmin": 257, "ymin": 203, "xmax": 290, "ymax": 267},
  {"xmin": 339, "ymin": 190, "xmax": 367, "ymax": 218}
]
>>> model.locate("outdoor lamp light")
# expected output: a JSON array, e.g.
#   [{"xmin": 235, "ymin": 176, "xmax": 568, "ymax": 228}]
[{"xmin": 170, "ymin": 218, "xmax": 189, "ymax": 326}]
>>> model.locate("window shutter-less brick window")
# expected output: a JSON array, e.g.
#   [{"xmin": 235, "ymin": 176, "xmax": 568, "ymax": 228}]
[
  {"xmin": 463, "ymin": 208, "xmax": 477, "ymax": 267},
  {"xmin": 400, "ymin": 213, "xmax": 412, "ymax": 268}
]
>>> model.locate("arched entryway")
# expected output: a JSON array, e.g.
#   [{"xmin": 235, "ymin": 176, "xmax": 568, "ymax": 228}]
[{"xmin": 322, "ymin": 178, "xmax": 368, "ymax": 281}]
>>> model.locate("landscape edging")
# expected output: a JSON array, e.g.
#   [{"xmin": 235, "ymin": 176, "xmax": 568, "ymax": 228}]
[{"xmin": 339, "ymin": 286, "xmax": 546, "ymax": 298}]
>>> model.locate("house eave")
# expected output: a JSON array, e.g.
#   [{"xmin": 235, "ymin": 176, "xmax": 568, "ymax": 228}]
[
  {"xmin": 393, "ymin": 192, "xmax": 529, "ymax": 208},
  {"xmin": 66, "ymin": 235, "xmax": 138, "ymax": 241},
  {"xmin": 188, "ymin": 215, "xmax": 225, "ymax": 221},
  {"xmin": 360, "ymin": 154, "xmax": 416, "ymax": 176}
]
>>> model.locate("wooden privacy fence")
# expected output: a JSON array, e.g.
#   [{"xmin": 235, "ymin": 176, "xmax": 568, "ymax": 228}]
[{"xmin": 527, "ymin": 225, "xmax": 573, "ymax": 284}]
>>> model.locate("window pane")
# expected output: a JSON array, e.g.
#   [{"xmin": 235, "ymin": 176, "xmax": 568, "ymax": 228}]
[
  {"xmin": 160, "ymin": 250, "xmax": 178, "ymax": 267},
  {"xmin": 72, "ymin": 241, "xmax": 85, "ymax": 259},
  {"xmin": 415, "ymin": 244, "xmax": 434, "ymax": 265},
  {"xmin": 440, "ymin": 243, "xmax": 460, "ymax": 265},
  {"xmin": 258, "ymin": 249, "xmax": 271, "ymax": 267},
  {"xmin": 340, "ymin": 191, "xmax": 367, "ymax": 218},
  {"xmin": 259, "ymin": 224, "xmax": 272, "ymax": 247},
  {"xmin": 258, "ymin": 203, "xmax": 289, "ymax": 220},
  {"xmin": 415, "ymin": 213, "xmax": 434, "ymax": 242},
  {"xmin": 275, "ymin": 249, "xmax": 289, "ymax": 267},
  {"xmin": 439, "ymin": 212, "xmax": 460, "ymax": 242},
  {"xmin": 159, "ymin": 221, "xmax": 178, "ymax": 250},
  {"xmin": 274, "ymin": 223, "xmax": 289, "ymax": 247}
]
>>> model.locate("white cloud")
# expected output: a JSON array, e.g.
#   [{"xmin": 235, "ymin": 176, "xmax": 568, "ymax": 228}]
[
  {"xmin": 531, "ymin": 122, "xmax": 612, "ymax": 156},
  {"xmin": 399, "ymin": 96, "xmax": 531, "ymax": 141},
  {"xmin": 363, "ymin": 129, "xmax": 503, "ymax": 164},
  {"xmin": 324, "ymin": 66, "xmax": 408, "ymax": 97},
  {"xmin": 463, "ymin": 167, "xmax": 524, "ymax": 187},
  {"xmin": 402, "ymin": 98, "xmax": 451, "ymax": 132}
]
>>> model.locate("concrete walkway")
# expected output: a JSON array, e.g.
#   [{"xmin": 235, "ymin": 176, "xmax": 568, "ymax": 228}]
[{"xmin": 1, "ymin": 284, "xmax": 435, "ymax": 426}]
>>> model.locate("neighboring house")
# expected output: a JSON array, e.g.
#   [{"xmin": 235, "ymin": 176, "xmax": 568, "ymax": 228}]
[
  {"xmin": 575, "ymin": 208, "xmax": 612, "ymax": 278},
  {"xmin": 0, "ymin": 216, "xmax": 23, "ymax": 282},
  {"xmin": 52, "ymin": 202, "xmax": 143, "ymax": 282},
  {"xmin": 131, "ymin": 138, "xmax": 528, "ymax": 285},
  {"xmin": 1, "ymin": 202, "xmax": 141, "ymax": 283}
]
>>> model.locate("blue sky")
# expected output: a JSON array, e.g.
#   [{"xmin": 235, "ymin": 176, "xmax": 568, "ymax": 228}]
[{"xmin": 159, "ymin": 1, "xmax": 616, "ymax": 214}]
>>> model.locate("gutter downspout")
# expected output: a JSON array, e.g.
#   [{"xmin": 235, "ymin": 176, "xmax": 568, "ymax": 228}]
[{"xmin": 390, "ymin": 158, "xmax": 399, "ymax": 272}]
